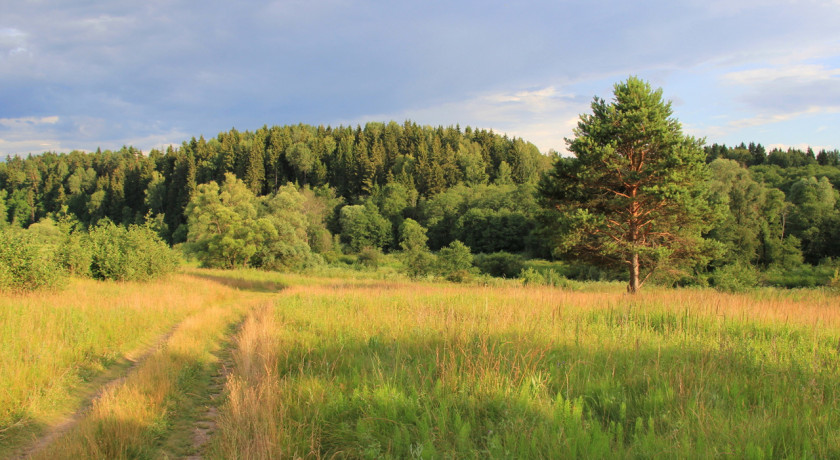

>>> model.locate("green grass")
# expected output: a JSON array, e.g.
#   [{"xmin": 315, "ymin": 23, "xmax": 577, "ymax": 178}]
[{"xmin": 211, "ymin": 278, "xmax": 840, "ymax": 459}]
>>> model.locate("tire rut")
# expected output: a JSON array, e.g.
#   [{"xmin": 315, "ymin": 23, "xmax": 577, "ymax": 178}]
[
  {"xmin": 181, "ymin": 315, "xmax": 249, "ymax": 460},
  {"xmin": 12, "ymin": 325, "xmax": 180, "ymax": 459}
]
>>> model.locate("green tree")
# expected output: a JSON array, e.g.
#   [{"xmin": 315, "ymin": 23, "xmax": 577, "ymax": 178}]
[
  {"xmin": 338, "ymin": 203, "xmax": 392, "ymax": 252},
  {"xmin": 254, "ymin": 184, "xmax": 317, "ymax": 269},
  {"xmin": 399, "ymin": 218, "xmax": 436, "ymax": 278},
  {"xmin": 0, "ymin": 190, "xmax": 8, "ymax": 229},
  {"xmin": 286, "ymin": 142, "xmax": 315, "ymax": 185},
  {"xmin": 539, "ymin": 77, "xmax": 713, "ymax": 293},
  {"xmin": 185, "ymin": 173, "xmax": 272, "ymax": 268},
  {"xmin": 436, "ymin": 240, "xmax": 475, "ymax": 282}
]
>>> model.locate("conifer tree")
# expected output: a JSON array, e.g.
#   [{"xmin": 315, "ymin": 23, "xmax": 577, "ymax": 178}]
[{"xmin": 540, "ymin": 77, "xmax": 714, "ymax": 293}]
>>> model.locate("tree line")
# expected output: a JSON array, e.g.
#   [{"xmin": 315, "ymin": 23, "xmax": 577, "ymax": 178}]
[{"xmin": 1, "ymin": 109, "xmax": 839, "ymax": 290}]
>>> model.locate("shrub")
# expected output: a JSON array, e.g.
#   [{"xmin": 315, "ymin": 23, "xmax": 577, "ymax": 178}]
[
  {"xmin": 473, "ymin": 252, "xmax": 525, "ymax": 278},
  {"xmin": 830, "ymin": 268, "xmax": 840, "ymax": 290},
  {"xmin": 56, "ymin": 231, "xmax": 93, "ymax": 277},
  {"xmin": 436, "ymin": 240, "xmax": 476, "ymax": 282},
  {"xmin": 357, "ymin": 246, "xmax": 382, "ymax": 269},
  {"xmin": 88, "ymin": 220, "xmax": 179, "ymax": 281},
  {"xmin": 520, "ymin": 267, "xmax": 571, "ymax": 288},
  {"xmin": 710, "ymin": 262, "xmax": 759, "ymax": 292},
  {"xmin": 0, "ymin": 229, "xmax": 64, "ymax": 292},
  {"xmin": 402, "ymin": 249, "xmax": 437, "ymax": 279}
]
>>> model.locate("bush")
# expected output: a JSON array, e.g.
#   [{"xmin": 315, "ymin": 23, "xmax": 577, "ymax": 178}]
[
  {"xmin": 0, "ymin": 229, "xmax": 65, "ymax": 292},
  {"xmin": 830, "ymin": 268, "xmax": 840, "ymax": 290},
  {"xmin": 436, "ymin": 240, "xmax": 476, "ymax": 282},
  {"xmin": 402, "ymin": 249, "xmax": 437, "ymax": 279},
  {"xmin": 357, "ymin": 246, "xmax": 382, "ymax": 269},
  {"xmin": 88, "ymin": 221, "xmax": 179, "ymax": 281},
  {"xmin": 520, "ymin": 267, "xmax": 571, "ymax": 288},
  {"xmin": 56, "ymin": 231, "xmax": 92, "ymax": 277},
  {"xmin": 474, "ymin": 252, "xmax": 525, "ymax": 278},
  {"xmin": 710, "ymin": 262, "xmax": 759, "ymax": 292}
]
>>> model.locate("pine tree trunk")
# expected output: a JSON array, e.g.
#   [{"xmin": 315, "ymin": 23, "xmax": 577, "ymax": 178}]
[{"xmin": 629, "ymin": 252, "xmax": 640, "ymax": 294}]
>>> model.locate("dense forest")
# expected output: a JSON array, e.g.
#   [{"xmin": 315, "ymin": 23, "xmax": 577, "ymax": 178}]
[{"xmin": 1, "ymin": 120, "xmax": 839, "ymax": 289}]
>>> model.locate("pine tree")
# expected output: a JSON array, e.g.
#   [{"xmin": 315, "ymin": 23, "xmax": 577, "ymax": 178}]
[{"xmin": 540, "ymin": 77, "xmax": 714, "ymax": 293}]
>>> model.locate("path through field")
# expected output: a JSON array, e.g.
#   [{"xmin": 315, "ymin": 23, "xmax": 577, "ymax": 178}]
[
  {"xmin": 2, "ymin": 270, "xmax": 284, "ymax": 459},
  {"xmin": 14, "ymin": 326, "xmax": 178, "ymax": 459}
]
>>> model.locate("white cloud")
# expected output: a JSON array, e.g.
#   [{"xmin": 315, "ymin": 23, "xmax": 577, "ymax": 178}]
[
  {"xmin": 0, "ymin": 115, "xmax": 59, "ymax": 127},
  {"xmin": 723, "ymin": 64, "xmax": 840, "ymax": 85},
  {"xmin": 344, "ymin": 85, "xmax": 589, "ymax": 153},
  {"xmin": 766, "ymin": 143, "xmax": 837, "ymax": 152}
]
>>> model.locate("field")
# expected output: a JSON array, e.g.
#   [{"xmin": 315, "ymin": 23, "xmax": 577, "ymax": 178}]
[{"xmin": 2, "ymin": 269, "xmax": 839, "ymax": 458}]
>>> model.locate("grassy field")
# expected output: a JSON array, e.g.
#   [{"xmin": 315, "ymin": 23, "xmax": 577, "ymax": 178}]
[
  {"xmin": 2, "ymin": 269, "xmax": 839, "ymax": 458},
  {"xmin": 0, "ymin": 270, "xmax": 274, "ymax": 458},
  {"xmin": 211, "ymin": 276, "xmax": 840, "ymax": 459}
]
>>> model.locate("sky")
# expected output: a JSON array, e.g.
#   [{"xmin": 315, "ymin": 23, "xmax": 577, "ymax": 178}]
[{"xmin": 1, "ymin": 0, "xmax": 839, "ymax": 158}]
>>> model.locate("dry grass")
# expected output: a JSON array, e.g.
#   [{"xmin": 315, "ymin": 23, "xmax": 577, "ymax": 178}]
[{"xmin": 0, "ymin": 271, "xmax": 269, "ymax": 458}]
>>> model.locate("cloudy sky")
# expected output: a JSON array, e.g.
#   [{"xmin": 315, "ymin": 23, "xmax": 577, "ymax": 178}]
[{"xmin": 1, "ymin": 0, "xmax": 839, "ymax": 157}]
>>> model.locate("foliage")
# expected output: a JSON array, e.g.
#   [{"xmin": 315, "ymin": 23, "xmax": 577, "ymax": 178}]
[
  {"xmin": 540, "ymin": 77, "xmax": 714, "ymax": 293},
  {"xmin": 473, "ymin": 251, "xmax": 526, "ymax": 278},
  {"xmin": 709, "ymin": 262, "xmax": 760, "ymax": 292},
  {"xmin": 185, "ymin": 174, "xmax": 316, "ymax": 269},
  {"xmin": 254, "ymin": 184, "xmax": 320, "ymax": 269},
  {"xmin": 420, "ymin": 183, "xmax": 539, "ymax": 252},
  {"xmin": 88, "ymin": 220, "xmax": 179, "ymax": 281},
  {"xmin": 339, "ymin": 202, "xmax": 392, "ymax": 252},
  {"xmin": 0, "ymin": 228, "xmax": 64, "ymax": 292},
  {"xmin": 399, "ymin": 218, "xmax": 436, "ymax": 278},
  {"xmin": 356, "ymin": 246, "xmax": 383, "ymax": 269},
  {"xmin": 435, "ymin": 240, "xmax": 476, "ymax": 282},
  {"xmin": 1, "ymin": 115, "xmax": 839, "ymax": 286},
  {"xmin": 520, "ymin": 267, "xmax": 572, "ymax": 288}
]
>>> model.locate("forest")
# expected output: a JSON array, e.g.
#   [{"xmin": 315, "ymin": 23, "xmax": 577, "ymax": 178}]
[{"xmin": 0, "ymin": 118, "xmax": 839, "ymax": 291}]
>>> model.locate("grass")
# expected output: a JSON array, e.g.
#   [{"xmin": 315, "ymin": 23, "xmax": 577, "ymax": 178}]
[
  {"xmin": 3, "ymin": 268, "xmax": 839, "ymax": 458},
  {"xmin": 210, "ymin": 278, "xmax": 840, "ymax": 459},
  {"xmin": 0, "ymin": 270, "xmax": 277, "ymax": 457}
]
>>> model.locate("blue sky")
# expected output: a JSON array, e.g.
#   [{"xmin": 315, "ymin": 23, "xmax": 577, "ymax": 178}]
[{"xmin": 1, "ymin": 0, "xmax": 838, "ymax": 157}]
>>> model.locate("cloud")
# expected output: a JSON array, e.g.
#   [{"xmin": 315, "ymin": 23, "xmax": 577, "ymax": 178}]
[
  {"xmin": 767, "ymin": 143, "xmax": 837, "ymax": 152},
  {"xmin": 344, "ymin": 84, "xmax": 590, "ymax": 153},
  {"xmin": 0, "ymin": 115, "xmax": 59, "ymax": 129},
  {"xmin": 2, "ymin": 0, "xmax": 839, "ymax": 155}
]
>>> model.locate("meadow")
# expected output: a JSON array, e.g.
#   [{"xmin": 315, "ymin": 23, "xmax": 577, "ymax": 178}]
[
  {"xmin": 211, "ymin": 273, "xmax": 840, "ymax": 459},
  {"xmin": 2, "ymin": 269, "xmax": 839, "ymax": 458}
]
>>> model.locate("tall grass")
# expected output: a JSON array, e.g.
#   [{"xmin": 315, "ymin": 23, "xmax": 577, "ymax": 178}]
[
  {"xmin": 30, "ymin": 298, "xmax": 260, "ymax": 459},
  {"xmin": 0, "ymin": 272, "xmax": 259, "ymax": 456},
  {"xmin": 212, "ymin": 279, "xmax": 840, "ymax": 458}
]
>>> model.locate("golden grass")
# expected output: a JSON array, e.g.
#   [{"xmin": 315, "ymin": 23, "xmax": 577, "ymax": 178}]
[
  {"xmin": 0, "ymin": 270, "xmax": 270, "ymax": 457},
  {"xmin": 29, "ymin": 299, "xmax": 258, "ymax": 459}
]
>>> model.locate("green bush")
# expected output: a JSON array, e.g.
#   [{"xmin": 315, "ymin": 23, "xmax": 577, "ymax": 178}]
[
  {"xmin": 56, "ymin": 231, "xmax": 93, "ymax": 277},
  {"xmin": 436, "ymin": 240, "xmax": 476, "ymax": 282},
  {"xmin": 356, "ymin": 246, "xmax": 382, "ymax": 269},
  {"xmin": 830, "ymin": 268, "xmax": 840, "ymax": 290},
  {"xmin": 88, "ymin": 220, "xmax": 179, "ymax": 281},
  {"xmin": 710, "ymin": 262, "xmax": 759, "ymax": 292},
  {"xmin": 520, "ymin": 267, "xmax": 571, "ymax": 288},
  {"xmin": 402, "ymin": 249, "xmax": 437, "ymax": 279},
  {"xmin": 0, "ymin": 229, "xmax": 65, "ymax": 292},
  {"xmin": 473, "ymin": 252, "xmax": 525, "ymax": 278}
]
